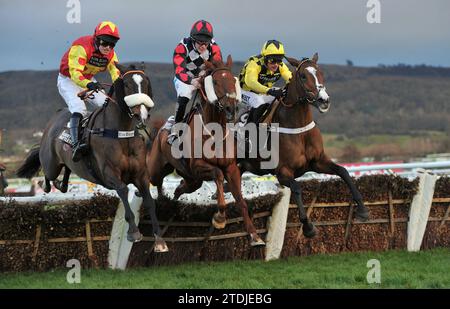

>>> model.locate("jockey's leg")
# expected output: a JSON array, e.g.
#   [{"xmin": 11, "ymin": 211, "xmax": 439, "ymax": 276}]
[
  {"xmin": 57, "ymin": 73, "xmax": 88, "ymax": 162},
  {"xmin": 168, "ymin": 78, "xmax": 196, "ymax": 145},
  {"xmin": 69, "ymin": 113, "xmax": 88, "ymax": 162}
]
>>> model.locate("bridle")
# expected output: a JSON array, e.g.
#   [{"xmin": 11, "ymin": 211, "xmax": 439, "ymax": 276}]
[
  {"xmin": 78, "ymin": 70, "xmax": 148, "ymax": 119},
  {"xmin": 199, "ymin": 67, "xmax": 234, "ymax": 112},
  {"xmin": 281, "ymin": 59, "xmax": 319, "ymax": 108},
  {"xmin": 197, "ymin": 66, "xmax": 237, "ymax": 141}
]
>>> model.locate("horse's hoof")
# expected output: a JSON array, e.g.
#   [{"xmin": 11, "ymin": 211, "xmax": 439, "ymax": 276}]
[
  {"xmin": 212, "ymin": 216, "xmax": 226, "ymax": 229},
  {"xmin": 127, "ymin": 231, "xmax": 143, "ymax": 243},
  {"xmin": 154, "ymin": 241, "xmax": 169, "ymax": 253},
  {"xmin": 250, "ymin": 235, "xmax": 266, "ymax": 247},
  {"xmin": 303, "ymin": 223, "xmax": 317, "ymax": 238},
  {"xmin": 355, "ymin": 208, "xmax": 369, "ymax": 222}
]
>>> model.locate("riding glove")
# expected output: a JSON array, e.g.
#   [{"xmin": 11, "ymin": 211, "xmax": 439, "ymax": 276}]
[
  {"xmin": 267, "ymin": 88, "xmax": 284, "ymax": 99},
  {"xmin": 86, "ymin": 82, "xmax": 103, "ymax": 92}
]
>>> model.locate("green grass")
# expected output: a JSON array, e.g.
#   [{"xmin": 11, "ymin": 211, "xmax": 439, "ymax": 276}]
[{"xmin": 0, "ymin": 248, "xmax": 448, "ymax": 289}]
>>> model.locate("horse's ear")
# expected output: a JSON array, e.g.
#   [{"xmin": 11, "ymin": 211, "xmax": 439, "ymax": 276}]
[
  {"xmin": 285, "ymin": 57, "xmax": 300, "ymax": 67},
  {"xmin": 116, "ymin": 63, "xmax": 127, "ymax": 75},
  {"xmin": 226, "ymin": 55, "xmax": 232, "ymax": 68},
  {"xmin": 141, "ymin": 61, "xmax": 146, "ymax": 71},
  {"xmin": 312, "ymin": 53, "xmax": 319, "ymax": 64}
]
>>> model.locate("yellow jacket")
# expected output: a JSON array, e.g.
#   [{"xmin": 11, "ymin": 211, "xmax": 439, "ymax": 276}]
[{"xmin": 239, "ymin": 55, "xmax": 292, "ymax": 94}]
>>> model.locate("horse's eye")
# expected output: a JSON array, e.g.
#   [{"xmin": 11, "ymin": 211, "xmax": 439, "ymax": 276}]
[{"xmin": 300, "ymin": 74, "xmax": 307, "ymax": 80}]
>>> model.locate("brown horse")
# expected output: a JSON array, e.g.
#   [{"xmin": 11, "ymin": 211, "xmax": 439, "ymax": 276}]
[
  {"xmin": 147, "ymin": 56, "xmax": 265, "ymax": 246},
  {"xmin": 16, "ymin": 64, "xmax": 168, "ymax": 252},
  {"xmin": 238, "ymin": 53, "xmax": 369, "ymax": 237}
]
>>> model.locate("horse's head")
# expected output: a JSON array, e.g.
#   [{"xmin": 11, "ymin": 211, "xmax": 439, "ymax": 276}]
[
  {"xmin": 286, "ymin": 53, "xmax": 330, "ymax": 113},
  {"xmin": 203, "ymin": 55, "xmax": 241, "ymax": 122},
  {"xmin": 114, "ymin": 63, "xmax": 155, "ymax": 122}
]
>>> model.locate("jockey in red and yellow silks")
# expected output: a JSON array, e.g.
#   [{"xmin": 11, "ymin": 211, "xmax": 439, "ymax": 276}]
[{"xmin": 57, "ymin": 21, "xmax": 121, "ymax": 162}]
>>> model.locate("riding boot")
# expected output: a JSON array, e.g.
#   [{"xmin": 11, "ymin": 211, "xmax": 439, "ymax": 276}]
[
  {"xmin": 251, "ymin": 103, "xmax": 270, "ymax": 125},
  {"xmin": 167, "ymin": 96, "xmax": 189, "ymax": 145},
  {"xmin": 70, "ymin": 113, "xmax": 87, "ymax": 162}
]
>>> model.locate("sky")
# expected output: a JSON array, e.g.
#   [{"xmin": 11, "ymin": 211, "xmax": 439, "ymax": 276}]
[{"xmin": 1, "ymin": 0, "xmax": 449, "ymax": 71}]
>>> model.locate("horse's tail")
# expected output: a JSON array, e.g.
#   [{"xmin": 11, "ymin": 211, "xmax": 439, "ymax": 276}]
[{"xmin": 16, "ymin": 146, "xmax": 41, "ymax": 179}]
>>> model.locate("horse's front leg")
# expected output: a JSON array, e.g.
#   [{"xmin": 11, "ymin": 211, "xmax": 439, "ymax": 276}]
[
  {"xmin": 277, "ymin": 167, "xmax": 317, "ymax": 238},
  {"xmin": 103, "ymin": 166, "xmax": 142, "ymax": 242},
  {"xmin": 192, "ymin": 161, "xmax": 228, "ymax": 229},
  {"xmin": 312, "ymin": 154, "xmax": 369, "ymax": 221},
  {"xmin": 226, "ymin": 163, "xmax": 265, "ymax": 246},
  {"xmin": 135, "ymin": 179, "xmax": 168, "ymax": 252}
]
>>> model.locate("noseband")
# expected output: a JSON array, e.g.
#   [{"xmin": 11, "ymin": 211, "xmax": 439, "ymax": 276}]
[{"xmin": 205, "ymin": 67, "xmax": 233, "ymax": 112}]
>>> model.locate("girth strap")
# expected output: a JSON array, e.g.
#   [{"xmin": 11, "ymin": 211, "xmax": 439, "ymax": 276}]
[{"xmin": 89, "ymin": 128, "xmax": 138, "ymax": 139}]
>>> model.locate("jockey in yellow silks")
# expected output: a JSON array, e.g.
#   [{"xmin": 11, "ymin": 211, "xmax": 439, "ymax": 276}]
[{"xmin": 238, "ymin": 40, "xmax": 292, "ymax": 124}]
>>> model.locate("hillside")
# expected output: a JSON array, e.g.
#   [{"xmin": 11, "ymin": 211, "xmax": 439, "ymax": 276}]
[{"xmin": 1, "ymin": 62, "xmax": 450, "ymax": 136}]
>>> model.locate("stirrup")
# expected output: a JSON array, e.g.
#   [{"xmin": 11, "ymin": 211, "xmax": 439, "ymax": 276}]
[
  {"xmin": 167, "ymin": 132, "xmax": 178, "ymax": 146},
  {"xmin": 72, "ymin": 143, "xmax": 88, "ymax": 162}
]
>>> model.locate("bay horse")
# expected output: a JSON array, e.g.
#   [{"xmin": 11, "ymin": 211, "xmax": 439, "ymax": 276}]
[
  {"xmin": 16, "ymin": 64, "xmax": 168, "ymax": 252},
  {"xmin": 238, "ymin": 53, "xmax": 369, "ymax": 238},
  {"xmin": 147, "ymin": 55, "xmax": 265, "ymax": 246}
]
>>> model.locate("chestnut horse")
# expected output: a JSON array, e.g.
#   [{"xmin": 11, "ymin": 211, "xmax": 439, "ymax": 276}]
[
  {"xmin": 238, "ymin": 54, "xmax": 369, "ymax": 237},
  {"xmin": 17, "ymin": 65, "xmax": 168, "ymax": 252},
  {"xmin": 147, "ymin": 56, "xmax": 265, "ymax": 246}
]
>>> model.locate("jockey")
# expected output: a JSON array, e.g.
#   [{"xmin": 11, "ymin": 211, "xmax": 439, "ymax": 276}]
[
  {"xmin": 167, "ymin": 19, "xmax": 223, "ymax": 145},
  {"xmin": 58, "ymin": 21, "xmax": 121, "ymax": 162},
  {"xmin": 239, "ymin": 40, "xmax": 292, "ymax": 124}
]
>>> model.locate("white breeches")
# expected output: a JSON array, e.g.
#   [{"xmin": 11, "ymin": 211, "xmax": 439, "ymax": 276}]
[{"xmin": 57, "ymin": 73, "xmax": 108, "ymax": 116}]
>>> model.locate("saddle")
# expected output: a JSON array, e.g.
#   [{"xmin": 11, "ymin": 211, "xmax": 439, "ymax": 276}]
[{"xmin": 58, "ymin": 112, "xmax": 93, "ymax": 146}]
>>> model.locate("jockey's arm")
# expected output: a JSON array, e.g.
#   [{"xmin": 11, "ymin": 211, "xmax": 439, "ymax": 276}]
[
  {"xmin": 173, "ymin": 43, "xmax": 191, "ymax": 84},
  {"xmin": 244, "ymin": 60, "xmax": 270, "ymax": 94},
  {"xmin": 280, "ymin": 63, "xmax": 293, "ymax": 83},
  {"xmin": 107, "ymin": 51, "xmax": 120, "ymax": 82},
  {"xmin": 67, "ymin": 45, "xmax": 92, "ymax": 88},
  {"xmin": 211, "ymin": 43, "xmax": 223, "ymax": 62}
]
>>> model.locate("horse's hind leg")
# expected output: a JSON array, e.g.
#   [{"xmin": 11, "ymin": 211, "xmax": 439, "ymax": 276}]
[
  {"xmin": 312, "ymin": 155, "xmax": 369, "ymax": 221},
  {"xmin": 54, "ymin": 166, "xmax": 71, "ymax": 193},
  {"xmin": 173, "ymin": 178, "xmax": 202, "ymax": 200}
]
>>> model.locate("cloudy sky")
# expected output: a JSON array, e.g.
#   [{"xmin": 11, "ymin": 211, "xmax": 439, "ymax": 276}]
[{"xmin": 1, "ymin": 0, "xmax": 449, "ymax": 71}]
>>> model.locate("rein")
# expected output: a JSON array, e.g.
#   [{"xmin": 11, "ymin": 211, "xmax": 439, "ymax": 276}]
[
  {"xmin": 196, "ymin": 67, "xmax": 234, "ymax": 142},
  {"xmin": 265, "ymin": 58, "xmax": 318, "ymax": 135}
]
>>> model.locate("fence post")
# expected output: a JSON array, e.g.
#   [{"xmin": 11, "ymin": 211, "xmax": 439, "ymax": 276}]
[
  {"xmin": 407, "ymin": 169, "xmax": 438, "ymax": 252},
  {"xmin": 265, "ymin": 186, "xmax": 291, "ymax": 261},
  {"xmin": 108, "ymin": 184, "xmax": 143, "ymax": 270}
]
